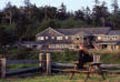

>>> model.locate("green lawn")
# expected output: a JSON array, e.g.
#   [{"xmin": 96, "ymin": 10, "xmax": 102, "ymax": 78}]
[{"xmin": 0, "ymin": 74, "xmax": 120, "ymax": 82}]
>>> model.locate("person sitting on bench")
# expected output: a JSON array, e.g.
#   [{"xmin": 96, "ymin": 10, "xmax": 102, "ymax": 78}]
[{"xmin": 77, "ymin": 46, "xmax": 93, "ymax": 69}]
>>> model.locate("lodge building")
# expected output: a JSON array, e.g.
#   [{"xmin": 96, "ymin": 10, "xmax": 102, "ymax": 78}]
[{"xmin": 19, "ymin": 27, "xmax": 120, "ymax": 51}]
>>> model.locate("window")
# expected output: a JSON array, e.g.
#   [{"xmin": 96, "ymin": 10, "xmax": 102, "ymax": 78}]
[
  {"xmin": 102, "ymin": 44, "xmax": 107, "ymax": 49},
  {"xmin": 57, "ymin": 36, "xmax": 63, "ymax": 40},
  {"xmin": 37, "ymin": 45, "xmax": 42, "ymax": 49},
  {"xmin": 112, "ymin": 36, "xmax": 118, "ymax": 40},
  {"xmin": 56, "ymin": 44, "xmax": 59, "ymax": 48},
  {"xmin": 97, "ymin": 36, "xmax": 102, "ymax": 40},
  {"xmin": 65, "ymin": 36, "xmax": 69, "ymax": 40},
  {"xmin": 45, "ymin": 36, "xmax": 48, "ymax": 40},
  {"xmin": 52, "ymin": 36, "xmax": 55, "ymax": 39},
  {"xmin": 75, "ymin": 45, "xmax": 79, "ymax": 49},
  {"xmin": 37, "ymin": 36, "xmax": 44, "ymax": 40},
  {"xmin": 76, "ymin": 38, "xmax": 79, "ymax": 40},
  {"xmin": 33, "ymin": 45, "xmax": 37, "ymax": 48}
]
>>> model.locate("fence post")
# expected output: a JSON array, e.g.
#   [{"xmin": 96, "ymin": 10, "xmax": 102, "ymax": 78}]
[
  {"xmin": 39, "ymin": 53, "xmax": 44, "ymax": 67},
  {"xmin": 39, "ymin": 52, "xmax": 47, "ymax": 72},
  {"xmin": 46, "ymin": 52, "xmax": 51, "ymax": 75},
  {"xmin": 0, "ymin": 58, "xmax": 6, "ymax": 78}
]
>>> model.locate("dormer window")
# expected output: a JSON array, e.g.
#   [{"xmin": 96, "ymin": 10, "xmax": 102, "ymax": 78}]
[
  {"xmin": 37, "ymin": 36, "xmax": 44, "ymax": 40},
  {"xmin": 57, "ymin": 36, "xmax": 63, "ymax": 40}
]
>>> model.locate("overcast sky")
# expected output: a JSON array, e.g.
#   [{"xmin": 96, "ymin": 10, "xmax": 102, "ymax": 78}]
[{"xmin": 0, "ymin": 0, "xmax": 119, "ymax": 11}]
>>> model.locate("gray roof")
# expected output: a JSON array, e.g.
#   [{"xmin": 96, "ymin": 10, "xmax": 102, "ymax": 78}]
[
  {"xmin": 56, "ymin": 27, "xmax": 111, "ymax": 35},
  {"xmin": 36, "ymin": 27, "xmax": 111, "ymax": 36},
  {"xmin": 19, "ymin": 39, "xmax": 72, "ymax": 45},
  {"xmin": 56, "ymin": 28, "xmax": 80, "ymax": 35},
  {"xmin": 83, "ymin": 27, "xmax": 111, "ymax": 34},
  {"xmin": 18, "ymin": 40, "xmax": 73, "ymax": 51},
  {"xmin": 108, "ymin": 30, "xmax": 120, "ymax": 35},
  {"xmin": 96, "ymin": 41, "xmax": 120, "ymax": 45},
  {"xmin": 36, "ymin": 27, "xmax": 64, "ymax": 37}
]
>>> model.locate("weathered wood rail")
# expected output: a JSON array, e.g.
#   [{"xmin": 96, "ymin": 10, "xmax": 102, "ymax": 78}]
[
  {"xmin": 6, "ymin": 67, "xmax": 41, "ymax": 76},
  {"xmin": 52, "ymin": 63, "xmax": 120, "ymax": 74},
  {"xmin": 52, "ymin": 63, "xmax": 120, "ymax": 69},
  {"xmin": 6, "ymin": 60, "xmax": 42, "ymax": 76},
  {"xmin": 101, "ymin": 64, "xmax": 120, "ymax": 69},
  {"xmin": 0, "ymin": 52, "xmax": 51, "ymax": 78},
  {"xmin": 1, "ymin": 57, "xmax": 120, "ymax": 78}
]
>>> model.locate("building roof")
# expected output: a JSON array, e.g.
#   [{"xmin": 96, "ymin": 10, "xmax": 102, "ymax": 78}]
[
  {"xmin": 36, "ymin": 27, "xmax": 111, "ymax": 36},
  {"xmin": 19, "ymin": 39, "xmax": 72, "ymax": 45},
  {"xmin": 96, "ymin": 41, "xmax": 120, "ymax": 45},
  {"xmin": 18, "ymin": 40, "xmax": 73, "ymax": 51},
  {"xmin": 108, "ymin": 30, "xmax": 120, "ymax": 35},
  {"xmin": 83, "ymin": 27, "xmax": 111, "ymax": 34},
  {"xmin": 56, "ymin": 27, "xmax": 111, "ymax": 35},
  {"xmin": 36, "ymin": 27, "xmax": 65, "ymax": 37},
  {"xmin": 56, "ymin": 28, "xmax": 80, "ymax": 35}
]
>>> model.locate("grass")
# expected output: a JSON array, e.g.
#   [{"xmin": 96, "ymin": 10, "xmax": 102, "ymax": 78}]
[
  {"xmin": 0, "ymin": 74, "xmax": 120, "ymax": 82},
  {"xmin": 1, "ymin": 49, "xmax": 120, "ymax": 82}
]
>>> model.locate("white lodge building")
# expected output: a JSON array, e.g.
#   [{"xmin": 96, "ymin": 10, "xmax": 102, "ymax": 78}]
[{"xmin": 20, "ymin": 27, "xmax": 120, "ymax": 51}]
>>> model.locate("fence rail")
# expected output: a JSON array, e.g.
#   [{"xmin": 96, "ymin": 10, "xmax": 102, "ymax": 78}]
[
  {"xmin": 7, "ymin": 60, "xmax": 40, "ymax": 65},
  {"xmin": 6, "ymin": 67, "xmax": 41, "ymax": 76},
  {"xmin": 1, "ymin": 58, "xmax": 120, "ymax": 78},
  {"xmin": 0, "ymin": 52, "xmax": 52, "ymax": 78}
]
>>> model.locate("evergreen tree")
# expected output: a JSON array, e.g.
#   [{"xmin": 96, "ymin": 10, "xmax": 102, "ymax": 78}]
[
  {"xmin": 92, "ymin": 1, "xmax": 109, "ymax": 26},
  {"xmin": 111, "ymin": 0, "xmax": 120, "ymax": 29},
  {"xmin": 57, "ymin": 3, "xmax": 68, "ymax": 20},
  {"xmin": 24, "ymin": 0, "xmax": 32, "ymax": 7},
  {"xmin": 112, "ymin": 0, "xmax": 119, "ymax": 13}
]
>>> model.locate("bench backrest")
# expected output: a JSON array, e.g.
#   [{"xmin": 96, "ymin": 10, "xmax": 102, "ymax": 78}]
[{"xmin": 93, "ymin": 55, "xmax": 101, "ymax": 63}]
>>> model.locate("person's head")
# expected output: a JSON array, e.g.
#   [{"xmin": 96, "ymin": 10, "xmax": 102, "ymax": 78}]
[
  {"xmin": 79, "ymin": 45, "xmax": 89, "ymax": 53},
  {"xmin": 79, "ymin": 45, "xmax": 83, "ymax": 50}
]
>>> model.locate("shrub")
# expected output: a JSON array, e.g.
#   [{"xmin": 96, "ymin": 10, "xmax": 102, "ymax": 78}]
[{"xmin": 51, "ymin": 49, "xmax": 78, "ymax": 62}]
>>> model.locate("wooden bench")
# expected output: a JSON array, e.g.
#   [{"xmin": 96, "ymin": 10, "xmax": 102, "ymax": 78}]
[
  {"xmin": 103, "ymin": 70, "xmax": 120, "ymax": 74},
  {"xmin": 62, "ymin": 69, "xmax": 89, "ymax": 80},
  {"xmin": 63, "ymin": 55, "xmax": 106, "ymax": 81},
  {"xmin": 86, "ymin": 62, "xmax": 106, "ymax": 80}
]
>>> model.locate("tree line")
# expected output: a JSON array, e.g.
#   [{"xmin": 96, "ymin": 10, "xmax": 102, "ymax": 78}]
[{"xmin": 0, "ymin": 0, "xmax": 120, "ymax": 49}]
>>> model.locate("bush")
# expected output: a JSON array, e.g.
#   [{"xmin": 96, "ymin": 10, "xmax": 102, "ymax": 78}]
[
  {"xmin": 89, "ymin": 50, "xmax": 120, "ymax": 64},
  {"xmin": 51, "ymin": 49, "xmax": 78, "ymax": 62},
  {"xmin": 101, "ymin": 54, "xmax": 120, "ymax": 64},
  {"xmin": 5, "ymin": 48, "xmax": 39, "ymax": 59}
]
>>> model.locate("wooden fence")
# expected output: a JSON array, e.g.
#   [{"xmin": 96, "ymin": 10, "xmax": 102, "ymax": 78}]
[
  {"xmin": 0, "ymin": 59, "xmax": 41, "ymax": 78},
  {"xmin": 0, "ymin": 54, "xmax": 120, "ymax": 78},
  {"xmin": 0, "ymin": 52, "xmax": 52, "ymax": 78}
]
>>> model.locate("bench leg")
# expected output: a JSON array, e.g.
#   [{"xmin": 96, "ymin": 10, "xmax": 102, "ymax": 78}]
[
  {"xmin": 97, "ymin": 66, "xmax": 106, "ymax": 80},
  {"xmin": 99, "ymin": 71, "xmax": 105, "ymax": 80},
  {"xmin": 84, "ymin": 71, "xmax": 90, "ymax": 82},
  {"xmin": 85, "ymin": 65, "xmax": 93, "ymax": 82},
  {"xmin": 69, "ymin": 71, "xmax": 75, "ymax": 80}
]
